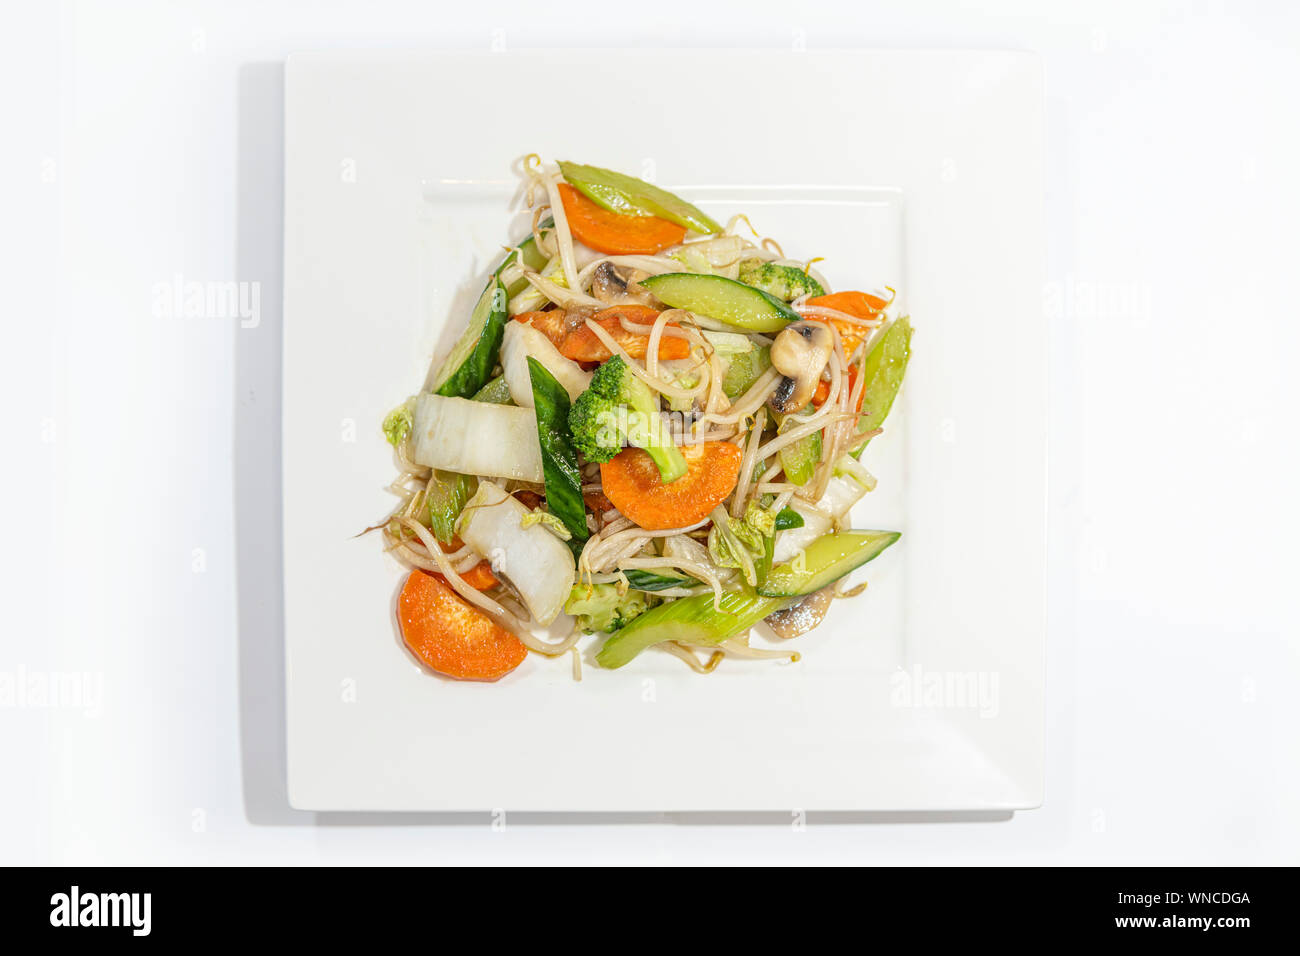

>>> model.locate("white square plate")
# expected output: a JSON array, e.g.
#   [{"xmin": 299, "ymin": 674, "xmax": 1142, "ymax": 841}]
[{"xmin": 283, "ymin": 50, "xmax": 1045, "ymax": 812}]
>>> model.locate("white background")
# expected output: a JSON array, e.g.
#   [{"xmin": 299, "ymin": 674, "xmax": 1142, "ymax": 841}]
[{"xmin": 2, "ymin": 0, "xmax": 1297, "ymax": 865}]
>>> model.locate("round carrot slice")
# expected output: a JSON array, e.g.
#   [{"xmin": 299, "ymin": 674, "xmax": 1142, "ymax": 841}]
[
  {"xmin": 397, "ymin": 570, "xmax": 526, "ymax": 681},
  {"xmin": 600, "ymin": 441, "xmax": 743, "ymax": 531},
  {"xmin": 557, "ymin": 183, "xmax": 686, "ymax": 255}
]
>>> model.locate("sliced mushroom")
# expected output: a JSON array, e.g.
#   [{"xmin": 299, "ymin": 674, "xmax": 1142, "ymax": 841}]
[
  {"xmin": 591, "ymin": 261, "xmax": 660, "ymax": 308},
  {"xmin": 768, "ymin": 320, "xmax": 834, "ymax": 414},
  {"xmin": 764, "ymin": 587, "xmax": 835, "ymax": 639}
]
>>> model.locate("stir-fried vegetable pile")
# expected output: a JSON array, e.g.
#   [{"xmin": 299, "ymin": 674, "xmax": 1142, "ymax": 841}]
[{"xmin": 379, "ymin": 156, "xmax": 911, "ymax": 682}]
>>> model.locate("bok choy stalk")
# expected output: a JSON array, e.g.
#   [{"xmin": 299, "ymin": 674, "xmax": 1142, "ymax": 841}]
[
  {"xmin": 457, "ymin": 481, "xmax": 575, "ymax": 625},
  {"xmin": 501, "ymin": 320, "xmax": 591, "ymax": 406},
  {"xmin": 411, "ymin": 394, "xmax": 544, "ymax": 483}
]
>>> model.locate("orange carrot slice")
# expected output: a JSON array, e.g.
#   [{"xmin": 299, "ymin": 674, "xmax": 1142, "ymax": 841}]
[
  {"xmin": 806, "ymin": 291, "xmax": 889, "ymax": 360},
  {"xmin": 812, "ymin": 366, "xmax": 865, "ymax": 412},
  {"xmin": 436, "ymin": 561, "xmax": 498, "ymax": 591},
  {"xmin": 600, "ymin": 441, "xmax": 743, "ymax": 531},
  {"xmin": 557, "ymin": 183, "xmax": 685, "ymax": 255},
  {"xmin": 559, "ymin": 305, "xmax": 691, "ymax": 362},
  {"xmin": 398, "ymin": 570, "xmax": 526, "ymax": 681},
  {"xmin": 426, "ymin": 536, "xmax": 498, "ymax": 591},
  {"xmin": 513, "ymin": 310, "xmax": 571, "ymax": 350}
]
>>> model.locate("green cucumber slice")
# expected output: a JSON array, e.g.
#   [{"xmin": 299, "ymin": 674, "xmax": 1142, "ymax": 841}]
[
  {"xmin": 471, "ymin": 374, "xmax": 513, "ymax": 405},
  {"xmin": 558, "ymin": 161, "xmax": 720, "ymax": 234},
  {"xmin": 639, "ymin": 273, "xmax": 799, "ymax": 333},
  {"xmin": 432, "ymin": 278, "xmax": 507, "ymax": 399},
  {"xmin": 757, "ymin": 530, "xmax": 900, "ymax": 598},
  {"xmin": 498, "ymin": 217, "xmax": 552, "ymax": 298}
]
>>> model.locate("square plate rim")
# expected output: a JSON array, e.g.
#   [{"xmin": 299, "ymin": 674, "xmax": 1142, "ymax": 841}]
[{"xmin": 281, "ymin": 48, "xmax": 1046, "ymax": 813}]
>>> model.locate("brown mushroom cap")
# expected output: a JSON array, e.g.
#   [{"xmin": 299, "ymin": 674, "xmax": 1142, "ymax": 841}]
[
  {"xmin": 764, "ymin": 586, "xmax": 835, "ymax": 639},
  {"xmin": 768, "ymin": 320, "xmax": 833, "ymax": 414},
  {"xmin": 591, "ymin": 261, "xmax": 659, "ymax": 308}
]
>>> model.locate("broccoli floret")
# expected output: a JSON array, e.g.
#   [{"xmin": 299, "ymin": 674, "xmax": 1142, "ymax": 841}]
[
  {"xmin": 565, "ymin": 582, "xmax": 651, "ymax": 633},
  {"xmin": 568, "ymin": 355, "xmax": 688, "ymax": 483},
  {"xmin": 736, "ymin": 259, "xmax": 825, "ymax": 302}
]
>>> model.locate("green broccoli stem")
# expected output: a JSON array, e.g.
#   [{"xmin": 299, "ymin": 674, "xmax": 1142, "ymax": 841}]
[
  {"xmin": 637, "ymin": 417, "xmax": 688, "ymax": 483},
  {"xmin": 569, "ymin": 355, "xmax": 691, "ymax": 483},
  {"xmin": 620, "ymin": 364, "xmax": 688, "ymax": 483}
]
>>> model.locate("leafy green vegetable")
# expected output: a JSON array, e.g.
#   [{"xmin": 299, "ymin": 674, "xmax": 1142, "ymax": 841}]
[
  {"xmin": 426, "ymin": 470, "xmax": 477, "ymax": 544},
  {"xmin": 756, "ymin": 535, "xmax": 776, "ymax": 586},
  {"xmin": 527, "ymin": 356, "xmax": 589, "ymax": 545},
  {"xmin": 774, "ymin": 507, "xmax": 804, "ymax": 531},
  {"xmin": 622, "ymin": 569, "xmax": 696, "ymax": 592},
  {"xmin": 565, "ymin": 582, "xmax": 652, "ymax": 634},
  {"xmin": 721, "ymin": 346, "xmax": 771, "ymax": 399},
  {"xmin": 850, "ymin": 316, "xmax": 912, "ymax": 457},
  {"xmin": 743, "ymin": 502, "xmax": 780, "ymax": 582},
  {"xmin": 736, "ymin": 258, "xmax": 826, "ymax": 301},
  {"xmin": 382, "ymin": 400, "xmax": 414, "ymax": 446},
  {"xmin": 519, "ymin": 510, "xmax": 573, "ymax": 540},
  {"xmin": 558, "ymin": 161, "xmax": 720, "ymax": 234},
  {"xmin": 432, "ymin": 278, "xmax": 508, "ymax": 399},
  {"xmin": 742, "ymin": 499, "xmax": 777, "ymax": 538},
  {"xmin": 568, "ymin": 355, "xmax": 687, "ymax": 483},
  {"xmin": 707, "ymin": 507, "xmax": 765, "ymax": 585},
  {"xmin": 471, "ymin": 374, "xmax": 514, "ymax": 405}
]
